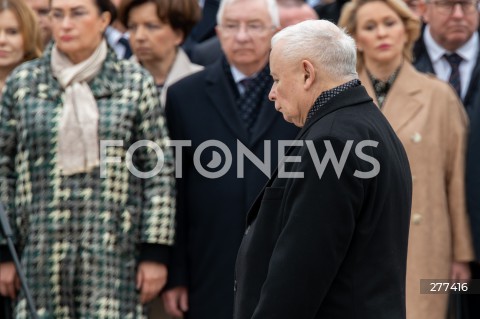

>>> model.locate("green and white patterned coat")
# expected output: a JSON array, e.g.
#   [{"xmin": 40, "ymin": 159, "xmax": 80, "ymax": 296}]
[{"xmin": 0, "ymin": 45, "xmax": 175, "ymax": 319}]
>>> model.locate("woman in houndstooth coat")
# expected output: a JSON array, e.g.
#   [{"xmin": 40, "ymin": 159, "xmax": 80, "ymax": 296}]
[{"xmin": 0, "ymin": 0, "xmax": 175, "ymax": 317}]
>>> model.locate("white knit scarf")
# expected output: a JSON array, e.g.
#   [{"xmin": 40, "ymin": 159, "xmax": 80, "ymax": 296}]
[{"xmin": 51, "ymin": 40, "xmax": 108, "ymax": 175}]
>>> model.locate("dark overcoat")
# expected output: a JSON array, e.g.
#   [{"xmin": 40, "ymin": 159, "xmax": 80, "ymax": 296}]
[
  {"xmin": 165, "ymin": 58, "xmax": 299, "ymax": 319},
  {"xmin": 234, "ymin": 86, "xmax": 412, "ymax": 319}
]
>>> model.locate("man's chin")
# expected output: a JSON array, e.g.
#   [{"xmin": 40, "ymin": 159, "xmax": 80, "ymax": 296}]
[
  {"xmin": 231, "ymin": 55, "xmax": 255, "ymax": 64},
  {"xmin": 446, "ymin": 29, "xmax": 472, "ymax": 40}
]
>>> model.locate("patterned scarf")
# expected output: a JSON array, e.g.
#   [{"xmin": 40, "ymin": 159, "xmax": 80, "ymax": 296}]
[
  {"xmin": 367, "ymin": 65, "xmax": 401, "ymax": 108},
  {"xmin": 306, "ymin": 79, "xmax": 361, "ymax": 121},
  {"xmin": 51, "ymin": 40, "xmax": 107, "ymax": 175}
]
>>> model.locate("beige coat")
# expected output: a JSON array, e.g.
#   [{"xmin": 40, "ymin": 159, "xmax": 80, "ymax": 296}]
[
  {"xmin": 160, "ymin": 48, "xmax": 203, "ymax": 107},
  {"xmin": 360, "ymin": 63, "xmax": 474, "ymax": 319},
  {"xmin": 131, "ymin": 48, "xmax": 203, "ymax": 107}
]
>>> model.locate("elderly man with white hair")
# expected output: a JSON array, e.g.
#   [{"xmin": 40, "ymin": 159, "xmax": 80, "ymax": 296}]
[{"xmin": 233, "ymin": 20, "xmax": 413, "ymax": 319}]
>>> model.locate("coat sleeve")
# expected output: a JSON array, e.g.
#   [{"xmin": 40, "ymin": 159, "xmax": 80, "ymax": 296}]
[
  {"xmin": 134, "ymin": 76, "xmax": 176, "ymax": 262},
  {"xmin": 444, "ymin": 90, "xmax": 474, "ymax": 262},
  {"xmin": 0, "ymin": 74, "xmax": 19, "ymax": 262},
  {"xmin": 164, "ymin": 87, "xmax": 189, "ymax": 288},
  {"xmin": 251, "ymin": 137, "xmax": 364, "ymax": 318}
]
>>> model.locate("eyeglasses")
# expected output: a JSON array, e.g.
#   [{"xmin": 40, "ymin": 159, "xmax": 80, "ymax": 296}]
[
  {"xmin": 50, "ymin": 9, "xmax": 90, "ymax": 23},
  {"xmin": 219, "ymin": 23, "xmax": 275, "ymax": 36},
  {"xmin": 429, "ymin": 0, "xmax": 479, "ymax": 14}
]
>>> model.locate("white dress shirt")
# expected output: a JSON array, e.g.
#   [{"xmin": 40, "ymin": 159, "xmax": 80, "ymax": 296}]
[
  {"xmin": 105, "ymin": 26, "xmax": 130, "ymax": 59},
  {"xmin": 423, "ymin": 24, "xmax": 479, "ymax": 100},
  {"xmin": 230, "ymin": 66, "xmax": 258, "ymax": 95}
]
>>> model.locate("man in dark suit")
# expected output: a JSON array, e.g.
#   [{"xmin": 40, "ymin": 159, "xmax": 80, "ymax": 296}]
[
  {"xmin": 162, "ymin": 0, "xmax": 298, "ymax": 318},
  {"xmin": 234, "ymin": 20, "xmax": 412, "ymax": 319},
  {"xmin": 415, "ymin": 2, "xmax": 480, "ymax": 316}
]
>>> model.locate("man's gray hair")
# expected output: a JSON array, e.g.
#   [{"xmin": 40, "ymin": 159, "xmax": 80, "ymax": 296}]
[
  {"xmin": 271, "ymin": 20, "xmax": 358, "ymax": 79},
  {"xmin": 216, "ymin": 0, "xmax": 280, "ymax": 28}
]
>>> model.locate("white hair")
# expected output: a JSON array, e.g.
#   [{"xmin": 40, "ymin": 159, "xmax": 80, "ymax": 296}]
[
  {"xmin": 271, "ymin": 20, "xmax": 358, "ymax": 80},
  {"xmin": 216, "ymin": 0, "xmax": 280, "ymax": 28}
]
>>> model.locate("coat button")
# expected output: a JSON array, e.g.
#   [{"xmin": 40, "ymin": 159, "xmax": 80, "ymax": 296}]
[
  {"xmin": 411, "ymin": 133, "xmax": 422, "ymax": 143},
  {"xmin": 412, "ymin": 213, "xmax": 422, "ymax": 225}
]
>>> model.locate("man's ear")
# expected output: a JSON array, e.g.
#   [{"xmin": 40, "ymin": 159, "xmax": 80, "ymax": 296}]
[{"xmin": 302, "ymin": 60, "xmax": 315, "ymax": 90}]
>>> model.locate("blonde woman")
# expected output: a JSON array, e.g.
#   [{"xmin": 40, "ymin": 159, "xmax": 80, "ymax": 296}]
[
  {"xmin": 340, "ymin": 0, "xmax": 474, "ymax": 318},
  {"xmin": 0, "ymin": 0, "xmax": 41, "ymax": 96}
]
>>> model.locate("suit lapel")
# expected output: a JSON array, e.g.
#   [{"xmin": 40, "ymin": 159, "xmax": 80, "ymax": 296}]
[
  {"xmin": 205, "ymin": 61, "xmax": 249, "ymax": 143},
  {"xmin": 464, "ymin": 35, "xmax": 480, "ymax": 109},
  {"xmin": 249, "ymin": 95, "xmax": 278, "ymax": 145},
  {"xmin": 360, "ymin": 64, "xmax": 423, "ymax": 133},
  {"xmin": 413, "ymin": 32, "xmax": 435, "ymax": 75}
]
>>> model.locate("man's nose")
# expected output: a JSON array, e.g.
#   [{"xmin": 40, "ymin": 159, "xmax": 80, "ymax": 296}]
[
  {"xmin": 235, "ymin": 25, "xmax": 251, "ymax": 41},
  {"xmin": 268, "ymin": 87, "xmax": 276, "ymax": 101},
  {"xmin": 451, "ymin": 3, "xmax": 466, "ymax": 18}
]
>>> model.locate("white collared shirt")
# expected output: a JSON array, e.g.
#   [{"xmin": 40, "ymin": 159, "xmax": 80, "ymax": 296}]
[
  {"xmin": 307, "ymin": 0, "xmax": 322, "ymax": 7},
  {"xmin": 230, "ymin": 66, "xmax": 258, "ymax": 95},
  {"xmin": 105, "ymin": 26, "xmax": 130, "ymax": 59},
  {"xmin": 423, "ymin": 24, "xmax": 479, "ymax": 100}
]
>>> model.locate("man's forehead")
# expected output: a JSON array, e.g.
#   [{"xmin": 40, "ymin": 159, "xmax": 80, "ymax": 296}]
[
  {"xmin": 222, "ymin": 0, "xmax": 271, "ymax": 22},
  {"xmin": 270, "ymin": 47, "xmax": 284, "ymax": 67}
]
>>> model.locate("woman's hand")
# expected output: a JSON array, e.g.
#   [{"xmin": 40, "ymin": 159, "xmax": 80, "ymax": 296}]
[
  {"xmin": 136, "ymin": 261, "xmax": 167, "ymax": 304},
  {"xmin": 0, "ymin": 262, "xmax": 20, "ymax": 299}
]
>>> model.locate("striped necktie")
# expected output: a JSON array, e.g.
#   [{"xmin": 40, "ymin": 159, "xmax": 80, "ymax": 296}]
[{"xmin": 444, "ymin": 53, "xmax": 463, "ymax": 98}]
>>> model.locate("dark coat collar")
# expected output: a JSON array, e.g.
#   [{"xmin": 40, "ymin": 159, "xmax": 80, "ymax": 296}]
[{"xmin": 295, "ymin": 85, "xmax": 373, "ymax": 143}]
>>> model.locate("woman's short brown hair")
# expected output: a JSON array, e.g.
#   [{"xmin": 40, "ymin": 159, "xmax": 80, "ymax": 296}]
[
  {"xmin": 338, "ymin": 0, "xmax": 421, "ymax": 71},
  {"xmin": 119, "ymin": 0, "xmax": 201, "ymax": 42},
  {"xmin": 1, "ymin": 0, "xmax": 42, "ymax": 61}
]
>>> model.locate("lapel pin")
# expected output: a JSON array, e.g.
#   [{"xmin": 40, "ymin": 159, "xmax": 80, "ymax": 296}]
[{"xmin": 411, "ymin": 132, "xmax": 422, "ymax": 143}]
